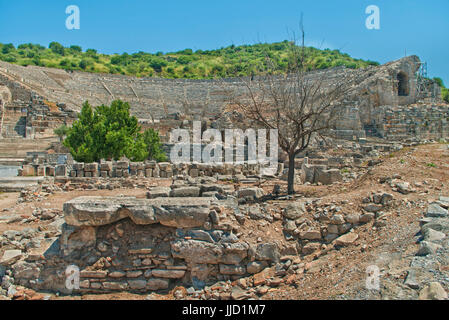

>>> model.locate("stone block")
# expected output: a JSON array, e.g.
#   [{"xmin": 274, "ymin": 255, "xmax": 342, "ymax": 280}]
[
  {"xmin": 151, "ymin": 269, "xmax": 186, "ymax": 279},
  {"xmin": 219, "ymin": 264, "xmax": 246, "ymax": 275},
  {"xmin": 63, "ymin": 196, "xmax": 212, "ymax": 228},
  {"xmin": 84, "ymin": 163, "xmax": 98, "ymax": 172},
  {"xmin": 146, "ymin": 187, "xmax": 171, "ymax": 199},
  {"xmin": 147, "ymin": 278, "xmax": 169, "ymax": 291},
  {"xmin": 170, "ymin": 186, "xmax": 200, "ymax": 197}
]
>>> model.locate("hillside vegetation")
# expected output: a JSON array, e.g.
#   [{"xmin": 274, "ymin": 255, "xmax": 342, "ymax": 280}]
[{"xmin": 0, "ymin": 41, "xmax": 379, "ymax": 79}]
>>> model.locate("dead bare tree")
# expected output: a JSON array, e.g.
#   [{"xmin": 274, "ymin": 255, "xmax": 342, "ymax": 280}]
[{"xmin": 226, "ymin": 27, "xmax": 371, "ymax": 194}]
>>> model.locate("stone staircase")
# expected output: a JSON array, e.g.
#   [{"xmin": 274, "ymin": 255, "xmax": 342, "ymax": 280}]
[
  {"xmin": 0, "ymin": 110, "xmax": 27, "ymax": 138},
  {"xmin": 375, "ymin": 104, "xmax": 449, "ymax": 141},
  {"xmin": 0, "ymin": 137, "xmax": 57, "ymax": 158}
]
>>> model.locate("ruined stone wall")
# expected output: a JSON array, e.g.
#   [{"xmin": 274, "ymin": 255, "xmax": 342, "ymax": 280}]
[
  {"xmin": 6, "ymin": 187, "xmax": 399, "ymax": 295},
  {"xmin": 19, "ymin": 160, "xmax": 263, "ymax": 179},
  {"xmin": 370, "ymin": 104, "xmax": 449, "ymax": 141},
  {"xmin": 11, "ymin": 196, "xmax": 281, "ymax": 294}
]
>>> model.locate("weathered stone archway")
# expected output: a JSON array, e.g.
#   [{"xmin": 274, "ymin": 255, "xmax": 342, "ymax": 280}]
[{"xmin": 397, "ymin": 72, "xmax": 409, "ymax": 96}]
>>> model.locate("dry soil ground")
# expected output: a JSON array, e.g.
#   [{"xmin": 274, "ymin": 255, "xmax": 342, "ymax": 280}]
[{"xmin": 0, "ymin": 143, "xmax": 447, "ymax": 300}]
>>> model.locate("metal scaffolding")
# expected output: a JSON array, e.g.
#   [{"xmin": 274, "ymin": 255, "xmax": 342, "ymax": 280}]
[{"xmin": 415, "ymin": 61, "xmax": 433, "ymax": 101}]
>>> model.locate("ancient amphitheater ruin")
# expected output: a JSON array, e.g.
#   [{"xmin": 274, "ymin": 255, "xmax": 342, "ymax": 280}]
[
  {"xmin": 0, "ymin": 55, "xmax": 448, "ymax": 301},
  {"xmin": 0, "ymin": 55, "xmax": 447, "ymax": 144}
]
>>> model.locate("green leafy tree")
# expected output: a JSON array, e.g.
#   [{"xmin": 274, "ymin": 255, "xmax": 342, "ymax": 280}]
[
  {"xmin": 70, "ymin": 45, "xmax": 82, "ymax": 53},
  {"xmin": 79, "ymin": 59, "xmax": 89, "ymax": 70},
  {"xmin": 54, "ymin": 124, "xmax": 70, "ymax": 142},
  {"xmin": 63, "ymin": 100, "xmax": 166, "ymax": 162},
  {"xmin": 49, "ymin": 42, "xmax": 65, "ymax": 55},
  {"xmin": 143, "ymin": 128, "xmax": 167, "ymax": 162},
  {"xmin": 1, "ymin": 43, "xmax": 15, "ymax": 54},
  {"xmin": 63, "ymin": 102, "xmax": 96, "ymax": 162},
  {"xmin": 128, "ymin": 133, "xmax": 150, "ymax": 162}
]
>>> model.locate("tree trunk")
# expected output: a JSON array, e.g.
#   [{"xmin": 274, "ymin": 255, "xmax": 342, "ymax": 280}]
[{"xmin": 287, "ymin": 153, "xmax": 296, "ymax": 195}]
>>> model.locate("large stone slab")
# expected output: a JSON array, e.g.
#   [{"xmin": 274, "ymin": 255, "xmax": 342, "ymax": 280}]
[
  {"xmin": 426, "ymin": 203, "xmax": 448, "ymax": 218},
  {"xmin": 170, "ymin": 186, "xmax": 200, "ymax": 197},
  {"xmin": 146, "ymin": 187, "xmax": 171, "ymax": 199},
  {"xmin": 236, "ymin": 187, "xmax": 265, "ymax": 199},
  {"xmin": 151, "ymin": 197, "xmax": 211, "ymax": 228},
  {"xmin": 171, "ymin": 239, "xmax": 223, "ymax": 264},
  {"xmin": 314, "ymin": 168, "xmax": 343, "ymax": 185},
  {"xmin": 335, "ymin": 232, "xmax": 359, "ymax": 246},
  {"xmin": 63, "ymin": 197, "xmax": 130, "ymax": 226},
  {"xmin": 283, "ymin": 202, "xmax": 306, "ymax": 220},
  {"xmin": 63, "ymin": 196, "xmax": 212, "ymax": 227},
  {"xmin": 0, "ymin": 250, "xmax": 23, "ymax": 266}
]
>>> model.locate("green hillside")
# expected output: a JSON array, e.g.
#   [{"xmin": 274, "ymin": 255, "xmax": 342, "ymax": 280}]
[{"xmin": 0, "ymin": 41, "xmax": 379, "ymax": 79}]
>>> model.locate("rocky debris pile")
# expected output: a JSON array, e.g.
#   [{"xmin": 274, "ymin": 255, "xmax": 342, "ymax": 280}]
[
  {"xmin": 379, "ymin": 174, "xmax": 416, "ymax": 195},
  {"xmin": 402, "ymin": 197, "xmax": 449, "ymax": 300},
  {"xmin": 361, "ymin": 191, "xmax": 395, "ymax": 228},
  {"xmin": 29, "ymin": 208, "xmax": 63, "ymax": 222},
  {"xmin": 281, "ymin": 200, "xmax": 361, "ymax": 254},
  {"xmin": 0, "ymin": 280, "xmax": 47, "ymax": 300},
  {"xmin": 2, "ymin": 196, "xmax": 283, "ymax": 295},
  {"xmin": 0, "ymin": 219, "xmax": 64, "ymax": 299},
  {"xmin": 55, "ymin": 175, "xmax": 157, "ymax": 192},
  {"xmin": 17, "ymin": 182, "xmax": 62, "ymax": 203},
  {"xmin": 290, "ymin": 141, "xmax": 403, "ymax": 186},
  {"xmin": 1, "ymin": 207, "xmax": 64, "ymax": 225},
  {"xmin": 240, "ymin": 203, "xmax": 276, "ymax": 223},
  {"xmin": 146, "ymin": 175, "xmax": 272, "ymax": 204},
  {"xmin": 276, "ymin": 193, "xmax": 396, "ymax": 258}
]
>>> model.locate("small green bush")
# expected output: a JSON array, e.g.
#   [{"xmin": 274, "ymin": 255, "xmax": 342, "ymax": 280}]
[{"xmin": 63, "ymin": 100, "xmax": 166, "ymax": 162}]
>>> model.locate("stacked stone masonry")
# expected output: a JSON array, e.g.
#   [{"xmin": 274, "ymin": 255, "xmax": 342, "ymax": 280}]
[
  {"xmin": 20, "ymin": 160, "xmax": 263, "ymax": 180},
  {"xmin": 10, "ymin": 196, "xmax": 281, "ymax": 294}
]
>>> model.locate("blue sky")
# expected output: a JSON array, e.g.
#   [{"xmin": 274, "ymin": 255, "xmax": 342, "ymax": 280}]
[{"xmin": 0, "ymin": 0, "xmax": 448, "ymax": 84}]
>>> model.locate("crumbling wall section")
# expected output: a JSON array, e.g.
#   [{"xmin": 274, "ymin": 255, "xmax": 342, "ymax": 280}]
[
  {"xmin": 20, "ymin": 159, "xmax": 263, "ymax": 179},
  {"xmin": 10, "ymin": 196, "xmax": 280, "ymax": 294}
]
